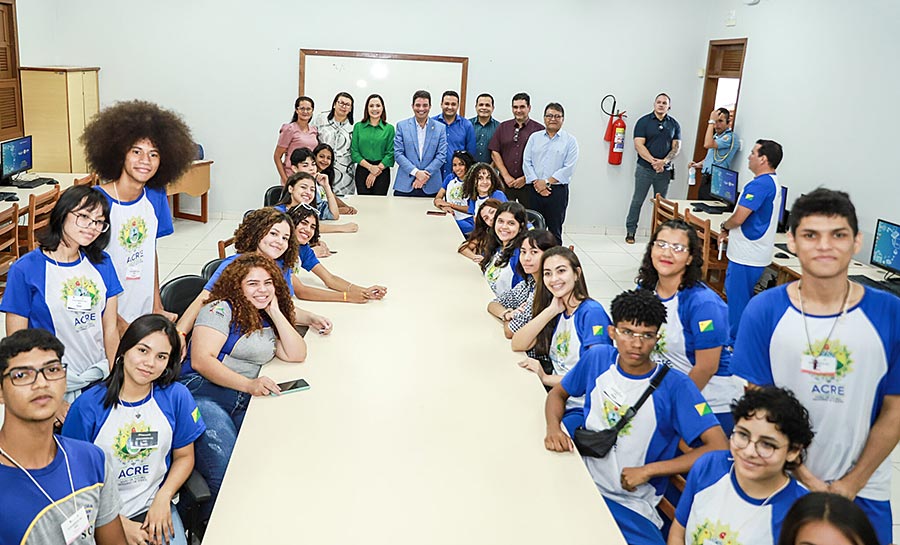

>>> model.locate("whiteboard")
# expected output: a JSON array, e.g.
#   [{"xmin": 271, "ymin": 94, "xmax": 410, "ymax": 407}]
[{"xmin": 300, "ymin": 50, "xmax": 469, "ymax": 123}]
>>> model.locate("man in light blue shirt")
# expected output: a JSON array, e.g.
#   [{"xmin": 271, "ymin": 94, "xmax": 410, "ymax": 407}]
[
  {"xmin": 523, "ymin": 102, "xmax": 579, "ymax": 242},
  {"xmin": 690, "ymin": 108, "xmax": 738, "ymax": 200},
  {"xmin": 434, "ymin": 90, "xmax": 476, "ymax": 181}
]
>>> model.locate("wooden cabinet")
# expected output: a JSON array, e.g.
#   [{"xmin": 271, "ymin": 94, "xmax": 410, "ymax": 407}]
[{"xmin": 21, "ymin": 66, "xmax": 99, "ymax": 172}]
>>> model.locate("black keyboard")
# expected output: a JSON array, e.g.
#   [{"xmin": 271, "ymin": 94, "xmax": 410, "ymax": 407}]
[
  {"xmin": 0, "ymin": 191, "xmax": 16, "ymax": 201},
  {"xmin": 690, "ymin": 202, "xmax": 729, "ymax": 215},
  {"xmin": 14, "ymin": 177, "xmax": 56, "ymax": 189},
  {"xmin": 850, "ymin": 275, "xmax": 900, "ymax": 297}
]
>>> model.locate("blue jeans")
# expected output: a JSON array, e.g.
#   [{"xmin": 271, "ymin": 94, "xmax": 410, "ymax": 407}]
[
  {"xmin": 724, "ymin": 262, "xmax": 766, "ymax": 343},
  {"xmin": 626, "ymin": 164, "xmax": 671, "ymax": 235},
  {"xmin": 180, "ymin": 374, "xmax": 251, "ymax": 521}
]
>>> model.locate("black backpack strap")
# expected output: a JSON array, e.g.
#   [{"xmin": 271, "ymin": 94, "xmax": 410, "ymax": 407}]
[{"xmin": 613, "ymin": 364, "xmax": 671, "ymax": 433}]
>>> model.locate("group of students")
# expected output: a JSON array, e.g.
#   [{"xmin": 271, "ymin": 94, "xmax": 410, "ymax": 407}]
[
  {"xmin": 0, "ymin": 100, "xmax": 389, "ymax": 544},
  {"xmin": 466, "ymin": 185, "xmax": 898, "ymax": 545}
]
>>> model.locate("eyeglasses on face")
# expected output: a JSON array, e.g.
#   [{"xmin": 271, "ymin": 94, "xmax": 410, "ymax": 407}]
[
  {"xmin": 544, "ymin": 114, "xmax": 563, "ymax": 120},
  {"xmin": 730, "ymin": 429, "xmax": 785, "ymax": 459},
  {"xmin": 613, "ymin": 327, "xmax": 660, "ymax": 342},
  {"xmin": 70, "ymin": 212, "xmax": 110, "ymax": 233},
  {"xmin": 652, "ymin": 240, "xmax": 689, "ymax": 253},
  {"xmin": 2, "ymin": 362, "xmax": 68, "ymax": 386},
  {"xmin": 336, "ymin": 101, "xmax": 353, "ymax": 108}
]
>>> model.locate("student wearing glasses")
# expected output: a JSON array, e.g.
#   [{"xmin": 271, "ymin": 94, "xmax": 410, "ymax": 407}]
[
  {"xmin": 1, "ymin": 186, "xmax": 122, "ymax": 417},
  {"xmin": 636, "ymin": 219, "xmax": 740, "ymax": 434},
  {"xmin": 544, "ymin": 289, "xmax": 727, "ymax": 545},
  {"xmin": 669, "ymin": 387, "xmax": 812, "ymax": 545},
  {"xmin": 312, "ymin": 92, "xmax": 357, "ymax": 195},
  {"xmin": 0, "ymin": 329, "xmax": 126, "ymax": 545}
]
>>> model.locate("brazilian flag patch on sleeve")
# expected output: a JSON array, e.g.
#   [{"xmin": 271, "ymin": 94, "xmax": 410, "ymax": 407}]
[
  {"xmin": 694, "ymin": 402, "xmax": 713, "ymax": 416},
  {"xmin": 592, "ymin": 325, "xmax": 604, "ymax": 335}
]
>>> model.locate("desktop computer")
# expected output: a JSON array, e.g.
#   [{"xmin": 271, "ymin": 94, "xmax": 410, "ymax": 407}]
[
  {"xmin": 0, "ymin": 135, "xmax": 56, "ymax": 188},
  {"xmin": 849, "ymin": 218, "xmax": 900, "ymax": 296},
  {"xmin": 692, "ymin": 165, "xmax": 738, "ymax": 215}
]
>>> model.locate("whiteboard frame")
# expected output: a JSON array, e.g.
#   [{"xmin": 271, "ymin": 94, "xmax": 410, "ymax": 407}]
[{"xmin": 299, "ymin": 49, "xmax": 470, "ymax": 116}]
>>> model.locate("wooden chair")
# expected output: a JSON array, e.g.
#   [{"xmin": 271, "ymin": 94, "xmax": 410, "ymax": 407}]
[
  {"xmin": 73, "ymin": 173, "xmax": 99, "ymax": 187},
  {"xmin": 0, "ymin": 203, "xmax": 19, "ymax": 294},
  {"xmin": 18, "ymin": 185, "xmax": 60, "ymax": 253},
  {"xmin": 684, "ymin": 208, "xmax": 728, "ymax": 297},
  {"xmin": 652, "ymin": 193, "xmax": 679, "ymax": 232},
  {"xmin": 217, "ymin": 237, "xmax": 235, "ymax": 259}
]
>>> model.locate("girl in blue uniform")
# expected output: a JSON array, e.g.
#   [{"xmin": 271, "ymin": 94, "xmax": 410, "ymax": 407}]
[
  {"xmin": 458, "ymin": 198, "xmax": 503, "ymax": 263},
  {"xmin": 286, "ymin": 204, "xmax": 387, "ymax": 303},
  {"xmin": 637, "ymin": 219, "xmax": 741, "ymax": 434},
  {"xmin": 480, "ymin": 201, "xmax": 528, "ymax": 296},
  {"xmin": 63, "ymin": 315, "xmax": 205, "ymax": 545},
  {"xmin": 287, "ymin": 149, "xmax": 358, "ymax": 234},
  {"xmin": 179, "ymin": 254, "xmax": 307, "ymax": 521},
  {"xmin": 777, "ymin": 493, "xmax": 880, "ymax": 545},
  {"xmin": 464, "ymin": 162, "xmax": 507, "ymax": 222},
  {"xmin": 314, "ymin": 143, "xmax": 358, "ymax": 215},
  {"xmin": 511, "ymin": 246, "xmax": 612, "ymax": 434},
  {"xmin": 1, "ymin": 185, "xmax": 122, "ymax": 412},
  {"xmin": 670, "ymin": 387, "xmax": 813, "ymax": 545},
  {"xmin": 433, "ymin": 150, "xmax": 476, "ymax": 233}
]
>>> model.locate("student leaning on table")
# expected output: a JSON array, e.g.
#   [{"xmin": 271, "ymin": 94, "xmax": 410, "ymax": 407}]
[
  {"xmin": 512, "ymin": 246, "xmax": 612, "ymax": 434},
  {"xmin": 287, "ymin": 151, "xmax": 359, "ymax": 234},
  {"xmin": 178, "ymin": 253, "xmax": 307, "ymax": 522},
  {"xmin": 480, "ymin": 201, "xmax": 527, "ymax": 296},
  {"xmin": 62, "ymin": 315, "xmax": 205, "ymax": 545},
  {"xmin": 286, "ymin": 204, "xmax": 388, "ymax": 303},
  {"xmin": 82, "ymin": 99, "xmax": 196, "ymax": 335},
  {"xmin": 458, "ymin": 198, "xmax": 503, "ymax": 263},
  {"xmin": 176, "ymin": 207, "xmax": 332, "ymax": 336},
  {"xmin": 544, "ymin": 289, "xmax": 727, "ymax": 545},
  {"xmin": 1, "ymin": 186, "xmax": 122, "ymax": 420}
]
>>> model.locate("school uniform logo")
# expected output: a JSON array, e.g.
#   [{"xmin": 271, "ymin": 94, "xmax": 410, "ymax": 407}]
[
  {"xmin": 448, "ymin": 184, "xmax": 464, "ymax": 202},
  {"xmin": 651, "ymin": 327, "xmax": 669, "ymax": 358},
  {"xmin": 60, "ymin": 277, "xmax": 100, "ymax": 308},
  {"xmin": 805, "ymin": 338, "xmax": 853, "ymax": 403},
  {"xmin": 602, "ymin": 399, "xmax": 634, "ymax": 436},
  {"xmin": 485, "ymin": 258, "xmax": 502, "ymax": 284},
  {"xmin": 117, "ymin": 216, "xmax": 148, "ymax": 251},
  {"xmin": 553, "ymin": 329, "xmax": 571, "ymax": 360},
  {"xmin": 692, "ymin": 520, "xmax": 742, "ymax": 545},
  {"xmin": 112, "ymin": 420, "xmax": 154, "ymax": 464}
]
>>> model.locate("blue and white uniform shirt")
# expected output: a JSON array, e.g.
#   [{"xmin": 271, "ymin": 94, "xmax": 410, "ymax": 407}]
[
  {"xmin": 726, "ymin": 174, "xmax": 780, "ymax": 267},
  {"xmin": 484, "ymin": 247, "xmax": 523, "ymax": 296},
  {"xmin": 652, "ymin": 284, "xmax": 741, "ymax": 413},
  {"xmin": 562, "ymin": 345, "xmax": 719, "ymax": 528},
  {"xmin": 732, "ymin": 285, "xmax": 900, "ymax": 501},
  {"xmin": 442, "ymin": 174, "xmax": 469, "ymax": 221},
  {"xmin": 676, "ymin": 450, "xmax": 807, "ymax": 545},
  {"xmin": 98, "ymin": 186, "xmax": 173, "ymax": 322},
  {"xmin": 62, "ymin": 383, "xmax": 206, "ymax": 518},
  {"xmin": 550, "ymin": 299, "xmax": 612, "ymax": 410}
]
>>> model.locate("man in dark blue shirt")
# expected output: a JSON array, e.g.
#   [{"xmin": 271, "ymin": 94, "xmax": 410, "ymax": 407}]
[
  {"xmin": 626, "ymin": 93, "xmax": 681, "ymax": 244},
  {"xmin": 433, "ymin": 90, "xmax": 476, "ymax": 180}
]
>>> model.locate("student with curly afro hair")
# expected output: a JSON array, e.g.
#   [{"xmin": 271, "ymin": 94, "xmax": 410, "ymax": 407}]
[
  {"xmin": 178, "ymin": 253, "xmax": 306, "ymax": 522},
  {"xmin": 82, "ymin": 100, "xmax": 196, "ymax": 332}
]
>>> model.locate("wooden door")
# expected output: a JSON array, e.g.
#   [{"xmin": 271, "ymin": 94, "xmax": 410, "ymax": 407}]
[{"xmin": 0, "ymin": 1, "xmax": 21, "ymax": 141}]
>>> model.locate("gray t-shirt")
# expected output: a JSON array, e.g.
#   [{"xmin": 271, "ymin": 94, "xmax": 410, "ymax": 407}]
[{"xmin": 196, "ymin": 301, "xmax": 276, "ymax": 378}]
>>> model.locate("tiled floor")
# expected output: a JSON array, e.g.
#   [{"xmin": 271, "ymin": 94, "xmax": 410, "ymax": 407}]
[{"xmin": 2, "ymin": 219, "xmax": 900, "ymax": 537}]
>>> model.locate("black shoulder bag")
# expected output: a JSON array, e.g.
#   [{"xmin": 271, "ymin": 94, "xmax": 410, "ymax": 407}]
[{"xmin": 573, "ymin": 364, "xmax": 670, "ymax": 458}]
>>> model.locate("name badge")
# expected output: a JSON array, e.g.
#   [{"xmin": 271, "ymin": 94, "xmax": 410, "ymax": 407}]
[
  {"xmin": 66, "ymin": 295, "xmax": 92, "ymax": 312},
  {"xmin": 603, "ymin": 383, "xmax": 627, "ymax": 407},
  {"xmin": 801, "ymin": 354, "xmax": 837, "ymax": 376},
  {"xmin": 61, "ymin": 507, "xmax": 90, "ymax": 545},
  {"xmin": 129, "ymin": 431, "xmax": 159, "ymax": 450},
  {"xmin": 126, "ymin": 264, "xmax": 142, "ymax": 280}
]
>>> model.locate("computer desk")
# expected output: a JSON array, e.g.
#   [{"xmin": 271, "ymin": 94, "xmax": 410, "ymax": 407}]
[{"xmin": 200, "ymin": 196, "xmax": 624, "ymax": 545}]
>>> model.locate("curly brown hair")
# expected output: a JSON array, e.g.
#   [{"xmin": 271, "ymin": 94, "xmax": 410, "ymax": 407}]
[
  {"xmin": 207, "ymin": 253, "xmax": 295, "ymax": 337},
  {"xmin": 234, "ymin": 208, "xmax": 299, "ymax": 270},
  {"xmin": 81, "ymin": 100, "xmax": 195, "ymax": 189}
]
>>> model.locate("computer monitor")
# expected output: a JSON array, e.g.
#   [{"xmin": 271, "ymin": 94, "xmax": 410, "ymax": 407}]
[
  {"xmin": 1, "ymin": 135, "xmax": 33, "ymax": 181},
  {"xmin": 871, "ymin": 219, "xmax": 900, "ymax": 276},
  {"xmin": 710, "ymin": 165, "xmax": 738, "ymax": 208},
  {"xmin": 776, "ymin": 185, "xmax": 789, "ymax": 233}
]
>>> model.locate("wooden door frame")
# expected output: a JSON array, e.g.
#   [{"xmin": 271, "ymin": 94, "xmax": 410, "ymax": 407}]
[{"xmin": 689, "ymin": 38, "xmax": 747, "ymax": 199}]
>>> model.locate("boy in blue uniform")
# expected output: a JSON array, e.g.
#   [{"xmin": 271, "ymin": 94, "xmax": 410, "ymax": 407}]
[
  {"xmin": 544, "ymin": 289, "xmax": 727, "ymax": 545},
  {"xmin": 731, "ymin": 189, "xmax": 900, "ymax": 545},
  {"xmin": 669, "ymin": 387, "xmax": 813, "ymax": 545},
  {"xmin": 0, "ymin": 329, "xmax": 125, "ymax": 545}
]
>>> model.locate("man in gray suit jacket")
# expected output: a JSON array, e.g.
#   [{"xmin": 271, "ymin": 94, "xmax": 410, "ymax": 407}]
[{"xmin": 393, "ymin": 90, "xmax": 448, "ymax": 197}]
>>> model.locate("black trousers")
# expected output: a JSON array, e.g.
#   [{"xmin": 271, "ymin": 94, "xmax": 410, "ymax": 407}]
[
  {"xmin": 528, "ymin": 184, "xmax": 569, "ymax": 244},
  {"xmin": 355, "ymin": 166, "xmax": 391, "ymax": 196},
  {"xmin": 503, "ymin": 184, "xmax": 531, "ymax": 208}
]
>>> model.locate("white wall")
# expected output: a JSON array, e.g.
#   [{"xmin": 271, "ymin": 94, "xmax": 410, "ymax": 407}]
[
  {"xmin": 16, "ymin": 0, "xmax": 707, "ymax": 233},
  {"xmin": 17, "ymin": 0, "xmax": 900, "ymax": 252},
  {"xmin": 702, "ymin": 0, "xmax": 900, "ymax": 259}
]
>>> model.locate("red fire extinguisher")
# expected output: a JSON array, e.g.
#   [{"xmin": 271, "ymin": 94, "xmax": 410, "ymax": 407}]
[
  {"xmin": 602, "ymin": 95, "xmax": 616, "ymax": 142},
  {"xmin": 608, "ymin": 112, "xmax": 627, "ymax": 165}
]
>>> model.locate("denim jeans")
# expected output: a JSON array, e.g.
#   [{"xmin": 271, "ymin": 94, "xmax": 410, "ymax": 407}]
[
  {"xmin": 179, "ymin": 374, "xmax": 251, "ymax": 521},
  {"xmin": 626, "ymin": 163, "xmax": 671, "ymax": 235}
]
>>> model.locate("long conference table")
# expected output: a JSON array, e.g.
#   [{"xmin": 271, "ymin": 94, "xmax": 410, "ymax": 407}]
[{"xmin": 201, "ymin": 196, "xmax": 625, "ymax": 544}]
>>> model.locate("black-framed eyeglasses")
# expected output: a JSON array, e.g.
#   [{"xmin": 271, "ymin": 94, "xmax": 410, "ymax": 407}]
[
  {"xmin": 544, "ymin": 114, "xmax": 563, "ymax": 120},
  {"xmin": 613, "ymin": 327, "xmax": 660, "ymax": 342},
  {"xmin": 336, "ymin": 101, "xmax": 353, "ymax": 108},
  {"xmin": 2, "ymin": 362, "xmax": 68, "ymax": 386},
  {"xmin": 70, "ymin": 212, "xmax": 110, "ymax": 233},
  {"xmin": 730, "ymin": 430, "xmax": 785, "ymax": 459},
  {"xmin": 652, "ymin": 240, "xmax": 689, "ymax": 253}
]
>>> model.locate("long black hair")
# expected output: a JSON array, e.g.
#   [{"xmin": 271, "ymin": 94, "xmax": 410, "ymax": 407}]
[
  {"xmin": 313, "ymin": 142, "xmax": 336, "ymax": 185},
  {"xmin": 777, "ymin": 493, "xmax": 879, "ymax": 545},
  {"xmin": 480, "ymin": 201, "xmax": 528, "ymax": 273},
  {"xmin": 635, "ymin": 219, "xmax": 704, "ymax": 291},
  {"xmin": 287, "ymin": 203, "xmax": 321, "ymax": 247},
  {"xmin": 327, "ymin": 92, "xmax": 354, "ymax": 124},
  {"xmin": 515, "ymin": 229, "xmax": 557, "ymax": 279},
  {"xmin": 290, "ymin": 96, "xmax": 314, "ymax": 123},
  {"xmin": 531, "ymin": 246, "xmax": 591, "ymax": 356},
  {"xmin": 39, "ymin": 185, "xmax": 112, "ymax": 264},
  {"xmin": 280, "ymin": 171, "xmax": 318, "ymax": 209},
  {"xmin": 101, "ymin": 314, "xmax": 182, "ymax": 409}
]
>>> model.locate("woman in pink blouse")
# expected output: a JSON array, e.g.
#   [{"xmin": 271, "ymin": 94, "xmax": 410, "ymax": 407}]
[{"xmin": 274, "ymin": 96, "xmax": 319, "ymax": 185}]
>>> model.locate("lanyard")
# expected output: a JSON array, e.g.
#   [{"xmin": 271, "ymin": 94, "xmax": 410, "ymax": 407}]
[
  {"xmin": 728, "ymin": 462, "xmax": 790, "ymax": 535},
  {"xmin": 0, "ymin": 436, "xmax": 78, "ymax": 518}
]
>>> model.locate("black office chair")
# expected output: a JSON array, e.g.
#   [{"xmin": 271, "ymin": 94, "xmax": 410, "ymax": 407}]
[
  {"xmin": 201, "ymin": 258, "xmax": 226, "ymax": 281},
  {"xmin": 159, "ymin": 275, "xmax": 207, "ymax": 320},
  {"xmin": 179, "ymin": 471, "xmax": 211, "ymax": 542},
  {"xmin": 525, "ymin": 208, "xmax": 546, "ymax": 231},
  {"xmin": 264, "ymin": 185, "xmax": 284, "ymax": 207}
]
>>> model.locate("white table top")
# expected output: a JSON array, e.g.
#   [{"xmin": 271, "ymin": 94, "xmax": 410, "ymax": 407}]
[{"xmin": 201, "ymin": 197, "xmax": 624, "ymax": 544}]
